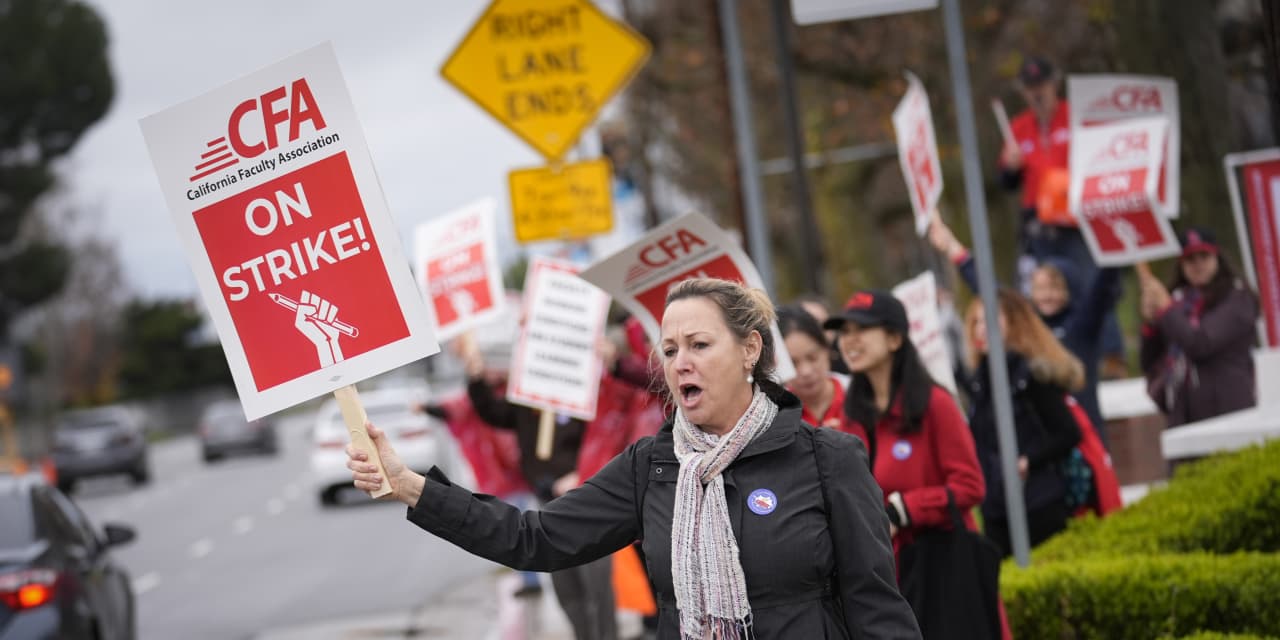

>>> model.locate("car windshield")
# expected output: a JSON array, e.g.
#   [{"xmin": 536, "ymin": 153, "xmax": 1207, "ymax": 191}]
[{"xmin": 0, "ymin": 491, "xmax": 35, "ymax": 548}]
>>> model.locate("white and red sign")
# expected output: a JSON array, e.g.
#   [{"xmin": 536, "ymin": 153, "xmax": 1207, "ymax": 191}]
[
  {"xmin": 579, "ymin": 213, "xmax": 796, "ymax": 382},
  {"xmin": 891, "ymin": 272, "xmax": 956, "ymax": 395},
  {"xmin": 415, "ymin": 199, "xmax": 506, "ymax": 342},
  {"xmin": 892, "ymin": 71, "xmax": 943, "ymax": 236},
  {"xmin": 1068, "ymin": 117, "xmax": 1180, "ymax": 266},
  {"xmin": 1069, "ymin": 74, "xmax": 1180, "ymax": 218},
  {"xmin": 1226, "ymin": 149, "xmax": 1280, "ymax": 347},
  {"xmin": 140, "ymin": 44, "xmax": 438, "ymax": 420},
  {"xmin": 508, "ymin": 258, "xmax": 611, "ymax": 420}
]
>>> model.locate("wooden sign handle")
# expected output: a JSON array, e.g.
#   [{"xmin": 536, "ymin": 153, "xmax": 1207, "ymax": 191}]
[
  {"xmin": 1135, "ymin": 261, "xmax": 1155, "ymax": 281},
  {"xmin": 535, "ymin": 409, "xmax": 555, "ymax": 461},
  {"xmin": 333, "ymin": 385, "xmax": 393, "ymax": 499}
]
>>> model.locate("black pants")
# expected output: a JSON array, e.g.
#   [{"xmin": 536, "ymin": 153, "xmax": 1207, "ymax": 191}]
[
  {"xmin": 984, "ymin": 499, "xmax": 1071, "ymax": 559},
  {"xmin": 551, "ymin": 554, "xmax": 618, "ymax": 640}
]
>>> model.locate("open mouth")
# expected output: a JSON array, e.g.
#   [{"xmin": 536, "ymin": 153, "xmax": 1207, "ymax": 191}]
[{"xmin": 679, "ymin": 383, "xmax": 703, "ymax": 405}]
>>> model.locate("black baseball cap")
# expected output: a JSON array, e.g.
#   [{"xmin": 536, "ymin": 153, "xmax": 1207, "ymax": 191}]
[
  {"xmin": 1018, "ymin": 56, "xmax": 1056, "ymax": 87},
  {"xmin": 822, "ymin": 290, "xmax": 909, "ymax": 334}
]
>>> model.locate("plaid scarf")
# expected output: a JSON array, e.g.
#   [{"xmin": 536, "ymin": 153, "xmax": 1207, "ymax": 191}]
[{"xmin": 671, "ymin": 388, "xmax": 778, "ymax": 640}]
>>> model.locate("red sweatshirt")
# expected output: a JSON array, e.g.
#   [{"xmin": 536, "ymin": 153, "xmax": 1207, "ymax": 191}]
[
  {"xmin": 841, "ymin": 386, "xmax": 986, "ymax": 548},
  {"xmin": 795, "ymin": 376, "xmax": 847, "ymax": 430},
  {"xmin": 1004, "ymin": 100, "xmax": 1071, "ymax": 210}
]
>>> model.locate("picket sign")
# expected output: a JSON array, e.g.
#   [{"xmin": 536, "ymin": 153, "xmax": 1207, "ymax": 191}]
[{"xmin": 140, "ymin": 44, "xmax": 440, "ymax": 496}]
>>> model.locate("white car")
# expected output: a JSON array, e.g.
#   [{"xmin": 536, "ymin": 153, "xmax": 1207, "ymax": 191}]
[{"xmin": 310, "ymin": 387, "xmax": 447, "ymax": 507}]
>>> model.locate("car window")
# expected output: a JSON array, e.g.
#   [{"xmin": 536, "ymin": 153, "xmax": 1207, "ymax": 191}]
[
  {"xmin": 0, "ymin": 490, "xmax": 36, "ymax": 548},
  {"xmin": 33, "ymin": 489, "xmax": 97, "ymax": 550},
  {"xmin": 49, "ymin": 491, "xmax": 101, "ymax": 550}
]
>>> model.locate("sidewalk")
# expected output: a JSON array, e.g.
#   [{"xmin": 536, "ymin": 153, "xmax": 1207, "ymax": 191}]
[{"xmin": 256, "ymin": 568, "xmax": 646, "ymax": 640}]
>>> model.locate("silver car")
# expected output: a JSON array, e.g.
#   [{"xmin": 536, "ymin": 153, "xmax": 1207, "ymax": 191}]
[
  {"xmin": 50, "ymin": 407, "xmax": 149, "ymax": 494},
  {"xmin": 198, "ymin": 401, "xmax": 278, "ymax": 463}
]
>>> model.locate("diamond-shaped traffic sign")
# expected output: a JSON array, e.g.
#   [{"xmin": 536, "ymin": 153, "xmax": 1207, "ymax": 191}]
[{"xmin": 441, "ymin": 0, "xmax": 651, "ymax": 161}]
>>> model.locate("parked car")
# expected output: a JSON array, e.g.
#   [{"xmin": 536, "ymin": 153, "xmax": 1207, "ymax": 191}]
[
  {"xmin": 50, "ymin": 408, "xmax": 149, "ymax": 494},
  {"xmin": 198, "ymin": 400, "xmax": 278, "ymax": 463},
  {"xmin": 311, "ymin": 387, "xmax": 445, "ymax": 506},
  {"xmin": 0, "ymin": 473, "xmax": 137, "ymax": 640}
]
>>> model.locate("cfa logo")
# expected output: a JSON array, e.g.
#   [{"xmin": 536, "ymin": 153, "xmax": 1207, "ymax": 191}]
[
  {"xmin": 625, "ymin": 229, "xmax": 708, "ymax": 283},
  {"xmin": 190, "ymin": 78, "xmax": 327, "ymax": 181},
  {"xmin": 1087, "ymin": 85, "xmax": 1163, "ymax": 115},
  {"xmin": 1092, "ymin": 131, "xmax": 1148, "ymax": 164}
]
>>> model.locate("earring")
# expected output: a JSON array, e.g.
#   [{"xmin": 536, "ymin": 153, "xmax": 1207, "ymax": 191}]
[{"xmin": 746, "ymin": 361, "xmax": 757, "ymax": 384}]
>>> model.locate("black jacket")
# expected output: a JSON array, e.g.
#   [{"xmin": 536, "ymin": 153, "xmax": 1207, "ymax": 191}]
[
  {"xmin": 467, "ymin": 378, "xmax": 585, "ymax": 502},
  {"xmin": 966, "ymin": 354, "xmax": 1081, "ymax": 520},
  {"xmin": 408, "ymin": 391, "xmax": 922, "ymax": 639}
]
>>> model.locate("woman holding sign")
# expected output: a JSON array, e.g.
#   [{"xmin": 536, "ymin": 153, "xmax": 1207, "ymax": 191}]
[
  {"xmin": 348, "ymin": 278, "xmax": 921, "ymax": 639},
  {"xmin": 1139, "ymin": 227, "xmax": 1259, "ymax": 427}
]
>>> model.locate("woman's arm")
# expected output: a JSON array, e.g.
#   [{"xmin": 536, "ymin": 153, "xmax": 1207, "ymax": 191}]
[
  {"xmin": 814, "ymin": 429, "xmax": 923, "ymax": 639},
  {"xmin": 1021, "ymin": 379, "xmax": 1082, "ymax": 470},
  {"xmin": 405, "ymin": 440, "xmax": 646, "ymax": 572},
  {"xmin": 899, "ymin": 390, "xmax": 986, "ymax": 528}
]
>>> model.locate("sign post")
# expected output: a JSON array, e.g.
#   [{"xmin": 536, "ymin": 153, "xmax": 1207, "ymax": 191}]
[
  {"xmin": 440, "ymin": 0, "xmax": 651, "ymax": 161},
  {"xmin": 509, "ymin": 158, "xmax": 614, "ymax": 243},
  {"xmin": 140, "ymin": 44, "xmax": 439, "ymax": 496}
]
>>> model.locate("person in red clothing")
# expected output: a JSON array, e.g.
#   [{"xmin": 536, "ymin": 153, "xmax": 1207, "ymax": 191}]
[
  {"xmin": 823, "ymin": 291, "xmax": 1006, "ymax": 639},
  {"xmin": 777, "ymin": 305, "xmax": 848, "ymax": 430},
  {"xmin": 821, "ymin": 292, "xmax": 984, "ymax": 552}
]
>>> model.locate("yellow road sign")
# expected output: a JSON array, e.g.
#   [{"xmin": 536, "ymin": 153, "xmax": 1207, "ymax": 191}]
[
  {"xmin": 441, "ymin": 0, "xmax": 651, "ymax": 161},
  {"xmin": 509, "ymin": 158, "xmax": 614, "ymax": 243}
]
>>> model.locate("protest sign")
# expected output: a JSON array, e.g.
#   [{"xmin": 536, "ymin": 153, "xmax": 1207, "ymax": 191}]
[
  {"xmin": 507, "ymin": 257, "xmax": 611, "ymax": 420},
  {"xmin": 1225, "ymin": 149, "xmax": 1280, "ymax": 347},
  {"xmin": 415, "ymin": 199, "xmax": 507, "ymax": 342},
  {"xmin": 441, "ymin": 0, "xmax": 651, "ymax": 161},
  {"xmin": 892, "ymin": 71, "xmax": 944, "ymax": 236},
  {"xmin": 1069, "ymin": 74, "xmax": 1180, "ymax": 218},
  {"xmin": 1068, "ymin": 117, "xmax": 1180, "ymax": 266},
  {"xmin": 579, "ymin": 212, "xmax": 796, "ymax": 382},
  {"xmin": 891, "ymin": 272, "xmax": 957, "ymax": 394},
  {"xmin": 140, "ymin": 43, "xmax": 438, "ymax": 422}
]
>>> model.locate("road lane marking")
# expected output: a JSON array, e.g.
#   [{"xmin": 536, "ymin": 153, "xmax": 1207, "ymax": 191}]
[
  {"xmin": 266, "ymin": 498, "xmax": 285, "ymax": 515},
  {"xmin": 132, "ymin": 572, "xmax": 160, "ymax": 596},
  {"xmin": 233, "ymin": 516, "xmax": 254, "ymax": 535},
  {"xmin": 190, "ymin": 538, "xmax": 214, "ymax": 559}
]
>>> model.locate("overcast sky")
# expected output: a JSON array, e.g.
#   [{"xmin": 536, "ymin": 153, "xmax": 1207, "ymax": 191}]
[{"xmin": 58, "ymin": 1, "xmax": 579, "ymax": 300}]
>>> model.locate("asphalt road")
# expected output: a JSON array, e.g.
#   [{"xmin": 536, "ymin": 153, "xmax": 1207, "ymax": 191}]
[{"xmin": 73, "ymin": 411, "xmax": 492, "ymax": 640}]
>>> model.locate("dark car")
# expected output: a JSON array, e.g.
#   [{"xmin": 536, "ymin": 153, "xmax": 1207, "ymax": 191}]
[
  {"xmin": 51, "ymin": 408, "xmax": 150, "ymax": 494},
  {"xmin": 0, "ymin": 473, "xmax": 137, "ymax": 640},
  {"xmin": 198, "ymin": 400, "xmax": 278, "ymax": 463}
]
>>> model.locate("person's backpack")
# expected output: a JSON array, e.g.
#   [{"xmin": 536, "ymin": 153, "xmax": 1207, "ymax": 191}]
[{"xmin": 1063, "ymin": 396, "xmax": 1122, "ymax": 516}]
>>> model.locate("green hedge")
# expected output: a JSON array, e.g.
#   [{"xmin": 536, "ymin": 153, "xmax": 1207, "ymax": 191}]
[
  {"xmin": 1000, "ymin": 441, "xmax": 1280, "ymax": 639},
  {"xmin": 1162, "ymin": 633, "xmax": 1278, "ymax": 640},
  {"xmin": 1002, "ymin": 552, "xmax": 1280, "ymax": 639},
  {"xmin": 1031, "ymin": 442, "xmax": 1280, "ymax": 562}
]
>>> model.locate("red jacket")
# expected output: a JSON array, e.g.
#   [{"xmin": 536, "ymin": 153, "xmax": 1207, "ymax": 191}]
[
  {"xmin": 1004, "ymin": 100, "xmax": 1071, "ymax": 210},
  {"xmin": 842, "ymin": 386, "xmax": 986, "ymax": 549},
  {"xmin": 795, "ymin": 376, "xmax": 847, "ymax": 430}
]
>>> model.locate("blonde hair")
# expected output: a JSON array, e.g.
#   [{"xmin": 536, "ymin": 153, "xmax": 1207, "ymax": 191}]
[
  {"xmin": 665, "ymin": 278, "xmax": 777, "ymax": 382},
  {"xmin": 964, "ymin": 289, "xmax": 1084, "ymax": 391}
]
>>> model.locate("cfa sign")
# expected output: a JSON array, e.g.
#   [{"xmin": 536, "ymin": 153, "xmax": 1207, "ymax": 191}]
[
  {"xmin": 509, "ymin": 158, "xmax": 613, "ymax": 243},
  {"xmin": 441, "ymin": 0, "xmax": 651, "ymax": 161}
]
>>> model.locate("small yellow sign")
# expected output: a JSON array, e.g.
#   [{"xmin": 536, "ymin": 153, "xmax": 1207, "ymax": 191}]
[
  {"xmin": 509, "ymin": 158, "xmax": 614, "ymax": 243},
  {"xmin": 441, "ymin": 0, "xmax": 651, "ymax": 161}
]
